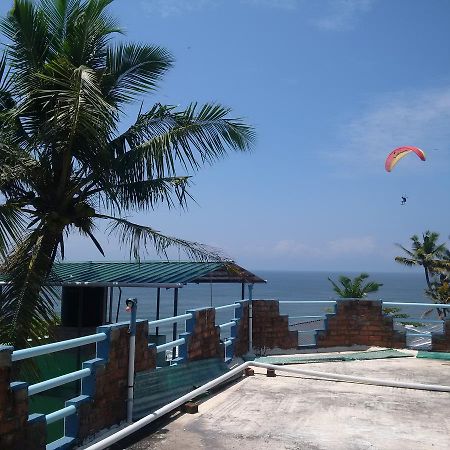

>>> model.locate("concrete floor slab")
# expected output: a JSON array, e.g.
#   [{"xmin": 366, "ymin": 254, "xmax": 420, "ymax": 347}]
[{"xmin": 124, "ymin": 358, "xmax": 450, "ymax": 450}]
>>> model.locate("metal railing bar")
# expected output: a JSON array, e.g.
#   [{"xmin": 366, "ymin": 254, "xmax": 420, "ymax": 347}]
[
  {"xmin": 12, "ymin": 333, "xmax": 107, "ymax": 362},
  {"xmin": 155, "ymin": 338, "xmax": 185, "ymax": 353},
  {"xmin": 28, "ymin": 368, "xmax": 91, "ymax": 396},
  {"xmin": 383, "ymin": 302, "xmax": 450, "ymax": 308},
  {"xmin": 395, "ymin": 318, "xmax": 444, "ymax": 324},
  {"xmin": 45, "ymin": 405, "xmax": 77, "ymax": 425},
  {"xmin": 406, "ymin": 333, "xmax": 433, "ymax": 337},
  {"xmin": 148, "ymin": 314, "xmax": 192, "ymax": 328},
  {"xmin": 279, "ymin": 301, "xmax": 337, "ymax": 304},
  {"xmin": 215, "ymin": 304, "xmax": 239, "ymax": 312},
  {"xmin": 288, "ymin": 315, "xmax": 325, "ymax": 320},
  {"xmin": 219, "ymin": 321, "xmax": 235, "ymax": 330}
]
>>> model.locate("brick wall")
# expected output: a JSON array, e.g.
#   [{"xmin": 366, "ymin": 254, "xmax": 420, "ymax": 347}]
[
  {"xmin": 186, "ymin": 308, "xmax": 221, "ymax": 361},
  {"xmin": 252, "ymin": 300, "xmax": 298, "ymax": 351},
  {"xmin": 431, "ymin": 319, "xmax": 450, "ymax": 352},
  {"xmin": 77, "ymin": 320, "xmax": 156, "ymax": 441},
  {"xmin": 315, "ymin": 299, "xmax": 406, "ymax": 348},
  {"xmin": 0, "ymin": 347, "xmax": 46, "ymax": 450},
  {"xmin": 234, "ymin": 301, "xmax": 249, "ymax": 357}
]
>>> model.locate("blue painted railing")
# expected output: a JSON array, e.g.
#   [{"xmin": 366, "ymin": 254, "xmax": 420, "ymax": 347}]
[{"xmin": 9, "ymin": 328, "xmax": 112, "ymax": 449}]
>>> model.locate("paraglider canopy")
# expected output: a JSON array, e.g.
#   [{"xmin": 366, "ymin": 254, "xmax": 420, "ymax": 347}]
[{"xmin": 385, "ymin": 146, "xmax": 426, "ymax": 172}]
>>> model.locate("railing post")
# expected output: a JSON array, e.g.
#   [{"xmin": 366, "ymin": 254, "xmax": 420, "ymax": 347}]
[
  {"xmin": 248, "ymin": 284, "xmax": 254, "ymax": 356},
  {"xmin": 125, "ymin": 298, "xmax": 137, "ymax": 423}
]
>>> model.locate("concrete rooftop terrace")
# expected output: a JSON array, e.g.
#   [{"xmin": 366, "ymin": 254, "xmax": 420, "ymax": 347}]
[{"xmin": 117, "ymin": 354, "xmax": 450, "ymax": 450}]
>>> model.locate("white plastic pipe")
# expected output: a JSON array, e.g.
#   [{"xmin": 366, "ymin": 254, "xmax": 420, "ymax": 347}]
[
  {"xmin": 127, "ymin": 333, "xmax": 136, "ymax": 423},
  {"xmin": 251, "ymin": 362, "xmax": 450, "ymax": 393}
]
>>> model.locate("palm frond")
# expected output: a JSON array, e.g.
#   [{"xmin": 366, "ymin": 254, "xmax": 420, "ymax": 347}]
[
  {"xmin": 363, "ymin": 281, "xmax": 383, "ymax": 294},
  {"xmin": 0, "ymin": 203, "xmax": 27, "ymax": 258},
  {"xmin": 103, "ymin": 44, "xmax": 173, "ymax": 104},
  {"xmin": 40, "ymin": 0, "xmax": 80, "ymax": 55},
  {"xmin": 394, "ymin": 256, "xmax": 418, "ymax": 267},
  {"xmin": 328, "ymin": 276, "xmax": 344, "ymax": 297},
  {"xmin": 27, "ymin": 59, "xmax": 115, "ymax": 163},
  {"xmin": 0, "ymin": 0, "xmax": 50, "ymax": 79},
  {"xmin": 97, "ymin": 214, "xmax": 224, "ymax": 261},
  {"xmin": 87, "ymin": 176, "xmax": 192, "ymax": 211},
  {"xmin": 111, "ymin": 103, "xmax": 255, "ymax": 181},
  {"xmin": 63, "ymin": 0, "xmax": 121, "ymax": 68},
  {"xmin": 0, "ymin": 141, "xmax": 39, "ymax": 194}
]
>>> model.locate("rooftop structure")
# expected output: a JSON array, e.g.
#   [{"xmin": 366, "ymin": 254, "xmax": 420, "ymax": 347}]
[{"xmin": 0, "ymin": 260, "xmax": 266, "ymax": 288}]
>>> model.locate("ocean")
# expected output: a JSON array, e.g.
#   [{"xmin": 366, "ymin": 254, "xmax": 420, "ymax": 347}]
[{"xmin": 111, "ymin": 270, "xmax": 435, "ymax": 338}]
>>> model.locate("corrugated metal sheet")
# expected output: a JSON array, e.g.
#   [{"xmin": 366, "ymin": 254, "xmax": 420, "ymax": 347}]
[
  {"xmin": 0, "ymin": 261, "xmax": 266, "ymax": 286},
  {"xmin": 133, "ymin": 358, "xmax": 232, "ymax": 420},
  {"xmin": 53, "ymin": 261, "xmax": 223, "ymax": 285}
]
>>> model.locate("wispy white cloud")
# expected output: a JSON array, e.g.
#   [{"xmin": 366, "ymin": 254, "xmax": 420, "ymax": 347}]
[
  {"xmin": 328, "ymin": 236, "xmax": 375, "ymax": 255},
  {"xmin": 331, "ymin": 86, "xmax": 450, "ymax": 171},
  {"xmin": 141, "ymin": 0, "xmax": 300, "ymax": 17},
  {"xmin": 140, "ymin": 0, "xmax": 375, "ymax": 28},
  {"xmin": 272, "ymin": 235, "xmax": 376, "ymax": 258},
  {"xmin": 242, "ymin": 0, "xmax": 300, "ymax": 10},
  {"xmin": 140, "ymin": 0, "xmax": 218, "ymax": 18},
  {"xmin": 314, "ymin": 0, "xmax": 376, "ymax": 31}
]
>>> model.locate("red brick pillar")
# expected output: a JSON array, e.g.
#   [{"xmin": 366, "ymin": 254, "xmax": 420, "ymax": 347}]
[
  {"xmin": 74, "ymin": 320, "xmax": 156, "ymax": 442},
  {"xmin": 185, "ymin": 308, "xmax": 221, "ymax": 361},
  {"xmin": 315, "ymin": 299, "xmax": 406, "ymax": 348},
  {"xmin": 233, "ymin": 301, "xmax": 249, "ymax": 357},
  {"xmin": 0, "ymin": 346, "xmax": 46, "ymax": 450},
  {"xmin": 432, "ymin": 319, "xmax": 450, "ymax": 352},
  {"xmin": 252, "ymin": 300, "xmax": 298, "ymax": 352}
]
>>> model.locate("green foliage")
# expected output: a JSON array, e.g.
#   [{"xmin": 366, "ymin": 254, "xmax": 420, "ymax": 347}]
[
  {"xmin": 328, "ymin": 273, "xmax": 383, "ymax": 299},
  {"xmin": 395, "ymin": 231, "xmax": 450, "ymax": 318},
  {"xmin": 0, "ymin": 0, "xmax": 255, "ymax": 347}
]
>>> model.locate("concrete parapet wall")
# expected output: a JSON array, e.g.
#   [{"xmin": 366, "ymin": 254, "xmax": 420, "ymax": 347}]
[
  {"xmin": 315, "ymin": 300, "xmax": 406, "ymax": 348},
  {"xmin": 252, "ymin": 300, "xmax": 298, "ymax": 351},
  {"xmin": 431, "ymin": 319, "xmax": 450, "ymax": 352}
]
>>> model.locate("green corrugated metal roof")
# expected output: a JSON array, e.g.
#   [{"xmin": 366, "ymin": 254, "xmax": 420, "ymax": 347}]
[{"xmin": 0, "ymin": 260, "xmax": 265, "ymax": 287}]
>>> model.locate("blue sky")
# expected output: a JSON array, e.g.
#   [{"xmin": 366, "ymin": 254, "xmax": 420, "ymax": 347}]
[{"xmin": 2, "ymin": 0, "xmax": 450, "ymax": 272}]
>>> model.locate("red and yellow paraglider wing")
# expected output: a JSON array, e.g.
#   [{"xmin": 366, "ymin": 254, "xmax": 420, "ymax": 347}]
[{"xmin": 385, "ymin": 146, "xmax": 426, "ymax": 172}]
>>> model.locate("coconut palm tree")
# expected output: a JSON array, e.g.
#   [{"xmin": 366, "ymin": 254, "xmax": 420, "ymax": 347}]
[
  {"xmin": 395, "ymin": 231, "xmax": 450, "ymax": 318},
  {"xmin": 395, "ymin": 231, "xmax": 447, "ymax": 289},
  {"xmin": 328, "ymin": 273, "xmax": 382, "ymax": 299},
  {"xmin": 0, "ymin": 0, "xmax": 255, "ymax": 348}
]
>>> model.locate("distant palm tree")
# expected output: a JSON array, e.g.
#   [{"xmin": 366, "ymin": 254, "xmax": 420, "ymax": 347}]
[
  {"xmin": 395, "ymin": 231, "xmax": 450, "ymax": 318},
  {"xmin": 328, "ymin": 273, "xmax": 382, "ymax": 298},
  {"xmin": 395, "ymin": 231, "xmax": 447, "ymax": 289},
  {"xmin": 0, "ymin": 0, "xmax": 254, "ymax": 347}
]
